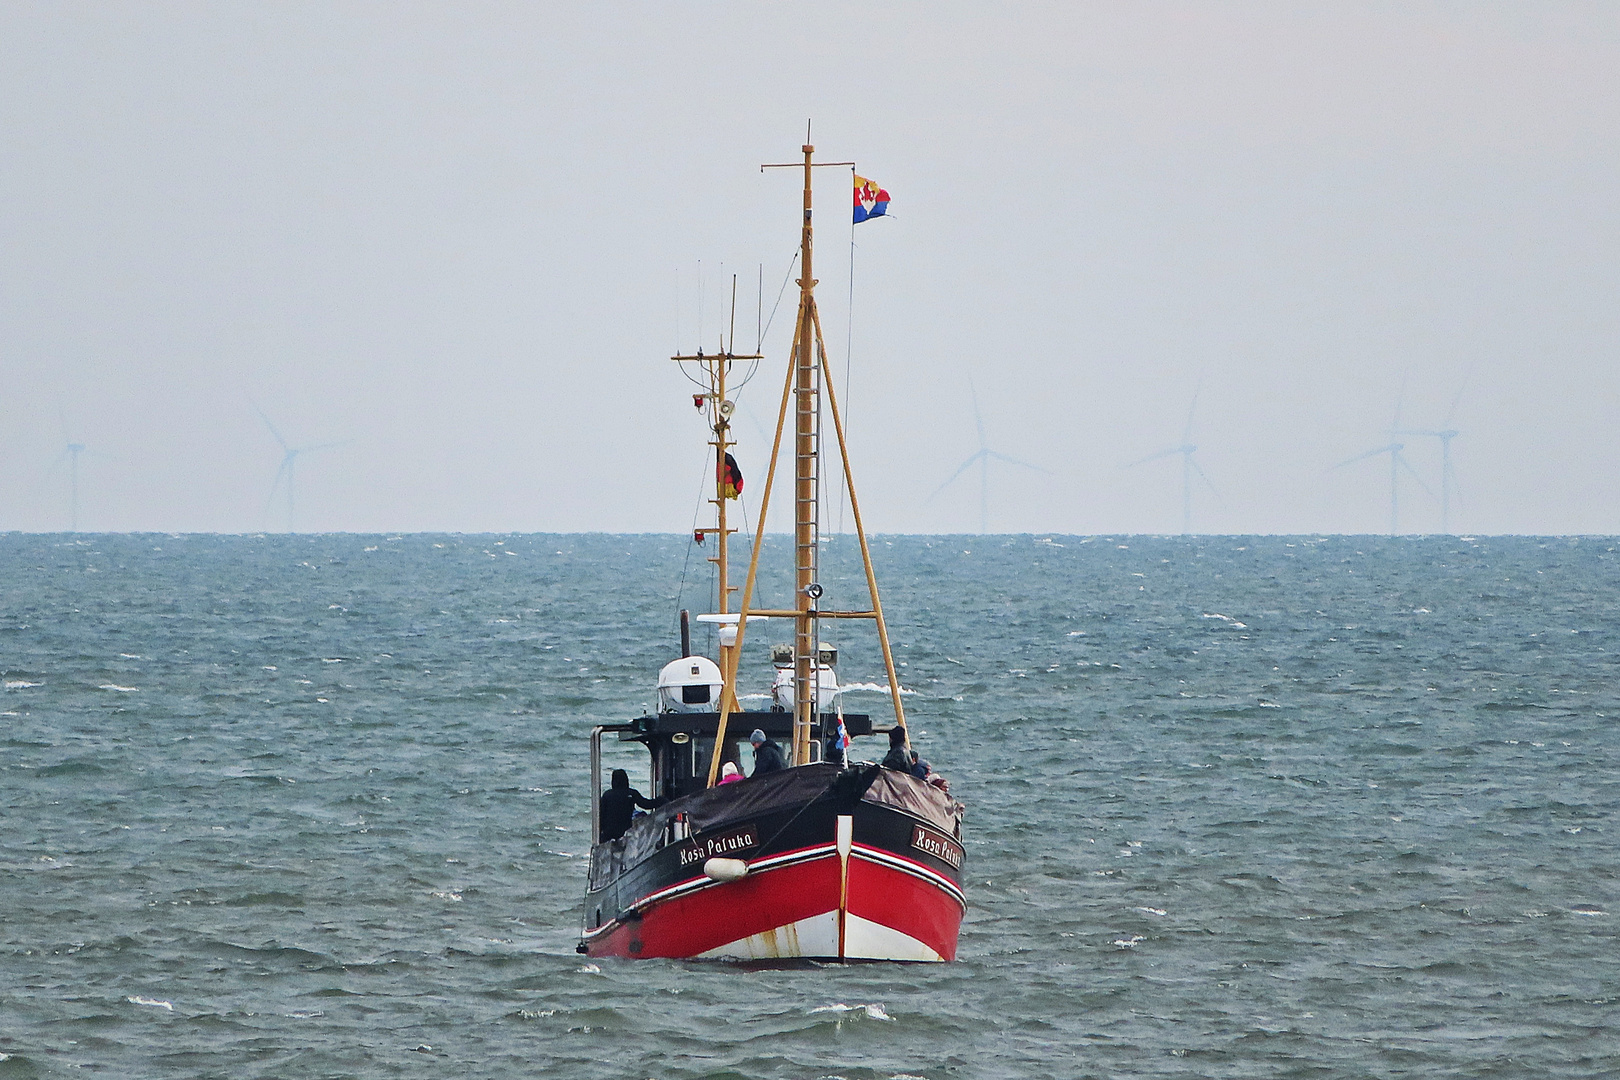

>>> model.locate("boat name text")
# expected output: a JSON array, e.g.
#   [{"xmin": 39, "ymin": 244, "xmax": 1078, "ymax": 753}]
[
  {"xmin": 910, "ymin": 825, "xmax": 964, "ymax": 869},
  {"xmin": 679, "ymin": 825, "xmax": 760, "ymax": 867}
]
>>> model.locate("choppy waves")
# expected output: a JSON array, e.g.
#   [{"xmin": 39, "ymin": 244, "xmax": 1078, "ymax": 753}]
[{"xmin": 1, "ymin": 533, "xmax": 1617, "ymax": 1078}]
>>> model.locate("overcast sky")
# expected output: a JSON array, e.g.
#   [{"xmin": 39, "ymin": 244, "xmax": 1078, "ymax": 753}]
[{"xmin": 2, "ymin": 2, "xmax": 1617, "ymax": 535}]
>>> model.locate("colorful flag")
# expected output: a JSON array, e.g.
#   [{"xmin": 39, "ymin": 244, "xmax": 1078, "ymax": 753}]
[
  {"xmin": 835, "ymin": 713, "xmax": 851, "ymax": 752},
  {"xmin": 718, "ymin": 452, "xmax": 744, "ymax": 499},
  {"xmin": 853, "ymin": 175, "xmax": 889, "ymax": 223}
]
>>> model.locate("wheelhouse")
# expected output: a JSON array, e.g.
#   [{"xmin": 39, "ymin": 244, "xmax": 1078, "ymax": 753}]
[{"xmin": 588, "ymin": 711, "xmax": 873, "ymax": 843}]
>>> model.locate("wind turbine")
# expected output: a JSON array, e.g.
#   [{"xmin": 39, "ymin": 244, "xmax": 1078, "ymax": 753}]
[
  {"xmin": 1126, "ymin": 383, "xmax": 1218, "ymax": 535},
  {"xmin": 254, "ymin": 403, "xmax": 347, "ymax": 532},
  {"xmin": 1394, "ymin": 379, "xmax": 1466, "ymax": 534},
  {"xmin": 50, "ymin": 406, "xmax": 88, "ymax": 531},
  {"xmin": 1334, "ymin": 390, "xmax": 1437, "ymax": 535},
  {"xmin": 928, "ymin": 379, "xmax": 1047, "ymax": 533}
]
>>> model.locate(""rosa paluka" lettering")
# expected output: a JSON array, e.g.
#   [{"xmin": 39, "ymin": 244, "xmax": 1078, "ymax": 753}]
[
  {"xmin": 678, "ymin": 825, "xmax": 760, "ymax": 868},
  {"xmin": 909, "ymin": 824, "xmax": 964, "ymax": 870}
]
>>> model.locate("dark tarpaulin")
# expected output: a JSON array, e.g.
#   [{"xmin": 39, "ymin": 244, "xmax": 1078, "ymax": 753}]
[
  {"xmin": 861, "ymin": 768, "xmax": 964, "ymax": 836},
  {"xmin": 591, "ymin": 764, "xmax": 964, "ymax": 890},
  {"xmin": 593, "ymin": 764, "xmax": 845, "ymax": 887}
]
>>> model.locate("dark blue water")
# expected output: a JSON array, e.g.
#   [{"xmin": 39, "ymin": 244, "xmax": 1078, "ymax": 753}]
[{"xmin": 2, "ymin": 534, "xmax": 1616, "ymax": 1078}]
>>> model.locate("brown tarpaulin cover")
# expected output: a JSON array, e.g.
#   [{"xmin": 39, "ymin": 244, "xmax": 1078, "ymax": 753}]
[{"xmin": 860, "ymin": 767, "xmax": 964, "ymax": 836}]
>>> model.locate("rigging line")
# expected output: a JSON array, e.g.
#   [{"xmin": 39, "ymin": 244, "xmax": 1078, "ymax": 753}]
[
  {"xmin": 838, "ymin": 191, "xmax": 857, "ymax": 535},
  {"xmin": 678, "ymin": 354, "xmax": 759, "ymax": 396},
  {"xmin": 705, "ymin": 553, "xmax": 718, "ymax": 656},
  {"xmin": 751, "ymin": 772, "xmax": 848, "ymax": 858},
  {"xmin": 677, "ymin": 362, "xmax": 713, "ymax": 392},
  {"xmin": 736, "ymin": 492, "xmax": 771, "ymax": 611},
  {"xmin": 672, "ymin": 451, "xmax": 712, "ymax": 631},
  {"xmin": 730, "ymin": 357, "xmax": 763, "ymax": 393},
  {"xmin": 760, "ymin": 250, "xmax": 799, "ymax": 343}
]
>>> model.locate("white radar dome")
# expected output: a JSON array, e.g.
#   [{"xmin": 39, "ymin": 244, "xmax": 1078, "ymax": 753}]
[{"xmin": 658, "ymin": 655, "xmax": 725, "ymax": 713}]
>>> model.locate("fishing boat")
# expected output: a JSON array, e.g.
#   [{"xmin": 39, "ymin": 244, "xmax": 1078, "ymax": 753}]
[{"xmin": 577, "ymin": 143, "xmax": 965, "ymax": 962}]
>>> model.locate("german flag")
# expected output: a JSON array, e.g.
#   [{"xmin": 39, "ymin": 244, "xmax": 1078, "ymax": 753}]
[{"xmin": 718, "ymin": 452, "xmax": 744, "ymax": 499}]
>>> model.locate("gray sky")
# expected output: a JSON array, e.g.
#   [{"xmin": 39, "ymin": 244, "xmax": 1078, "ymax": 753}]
[{"xmin": 3, "ymin": 2, "xmax": 1617, "ymax": 535}]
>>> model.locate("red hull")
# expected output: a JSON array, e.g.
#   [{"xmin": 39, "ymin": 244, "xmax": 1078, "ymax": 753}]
[{"xmin": 583, "ymin": 842, "xmax": 963, "ymax": 962}]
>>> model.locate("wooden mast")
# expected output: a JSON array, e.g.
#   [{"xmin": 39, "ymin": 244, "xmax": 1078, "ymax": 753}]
[
  {"xmin": 792, "ymin": 142, "xmax": 819, "ymax": 767},
  {"xmin": 706, "ymin": 139, "xmax": 906, "ymax": 785}
]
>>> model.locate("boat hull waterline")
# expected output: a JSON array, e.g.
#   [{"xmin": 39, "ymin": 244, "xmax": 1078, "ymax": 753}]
[{"xmin": 582, "ymin": 764, "xmax": 964, "ymax": 962}]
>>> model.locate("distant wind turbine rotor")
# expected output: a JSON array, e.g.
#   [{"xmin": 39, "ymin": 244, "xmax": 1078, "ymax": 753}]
[
  {"xmin": 1332, "ymin": 440, "xmax": 1437, "ymax": 535},
  {"xmin": 1126, "ymin": 382, "xmax": 1218, "ymax": 535},
  {"xmin": 927, "ymin": 378, "xmax": 1048, "ymax": 534},
  {"xmin": 1393, "ymin": 374, "xmax": 1468, "ymax": 534},
  {"xmin": 253, "ymin": 401, "xmax": 348, "ymax": 532},
  {"xmin": 51, "ymin": 404, "xmax": 89, "ymax": 531}
]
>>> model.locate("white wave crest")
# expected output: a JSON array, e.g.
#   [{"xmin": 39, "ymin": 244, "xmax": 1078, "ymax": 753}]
[
  {"xmin": 836, "ymin": 682, "xmax": 916, "ymax": 696},
  {"xmin": 811, "ymin": 1002, "xmax": 893, "ymax": 1021},
  {"xmin": 4, "ymin": 680, "xmax": 42, "ymax": 690},
  {"xmin": 99, "ymin": 684, "xmax": 138, "ymax": 693},
  {"xmin": 127, "ymin": 995, "xmax": 174, "ymax": 1011}
]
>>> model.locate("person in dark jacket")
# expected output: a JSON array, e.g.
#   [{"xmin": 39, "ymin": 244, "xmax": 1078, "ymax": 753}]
[
  {"xmin": 749, "ymin": 729, "xmax": 788, "ymax": 775},
  {"xmin": 881, "ymin": 725, "xmax": 912, "ymax": 772},
  {"xmin": 599, "ymin": 768, "xmax": 661, "ymax": 842}
]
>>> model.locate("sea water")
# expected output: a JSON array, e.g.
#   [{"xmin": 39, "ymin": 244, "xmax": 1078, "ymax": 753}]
[{"xmin": 1, "ymin": 533, "xmax": 1616, "ymax": 1078}]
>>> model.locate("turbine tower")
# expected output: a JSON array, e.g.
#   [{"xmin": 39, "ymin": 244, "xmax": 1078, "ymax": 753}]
[
  {"xmin": 1394, "ymin": 380, "xmax": 1465, "ymax": 534},
  {"xmin": 53, "ymin": 406, "xmax": 87, "ymax": 531},
  {"xmin": 1335, "ymin": 391, "xmax": 1437, "ymax": 535},
  {"xmin": 928, "ymin": 378, "xmax": 1047, "ymax": 533},
  {"xmin": 254, "ymin": 403, "xmax": 347, "ymax": 532},
  {"xmin": 1127, "ymin": 383, "xmax": 1217, "ymax": 535}
]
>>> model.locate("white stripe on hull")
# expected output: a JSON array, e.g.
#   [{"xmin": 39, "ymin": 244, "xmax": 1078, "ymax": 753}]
[
  {"xmin": 695, "ymin": 910, "xmax": 841, "ymax": 960},
  {"xmin": 693, "ymin": 910, "xmax": 944, "ymax": 963},
  {"xmin": 842, "ymin": 913, "xmax": 944, "ymax": 962}
]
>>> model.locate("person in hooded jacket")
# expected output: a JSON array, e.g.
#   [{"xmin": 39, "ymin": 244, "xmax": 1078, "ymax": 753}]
[
  {"xmin": 598, "ymin": 768, "xmax": 662, "ymax": 842},
  {"xmin": 881, "ymin": 725, "xmax": 912, "ymax": 772}
]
